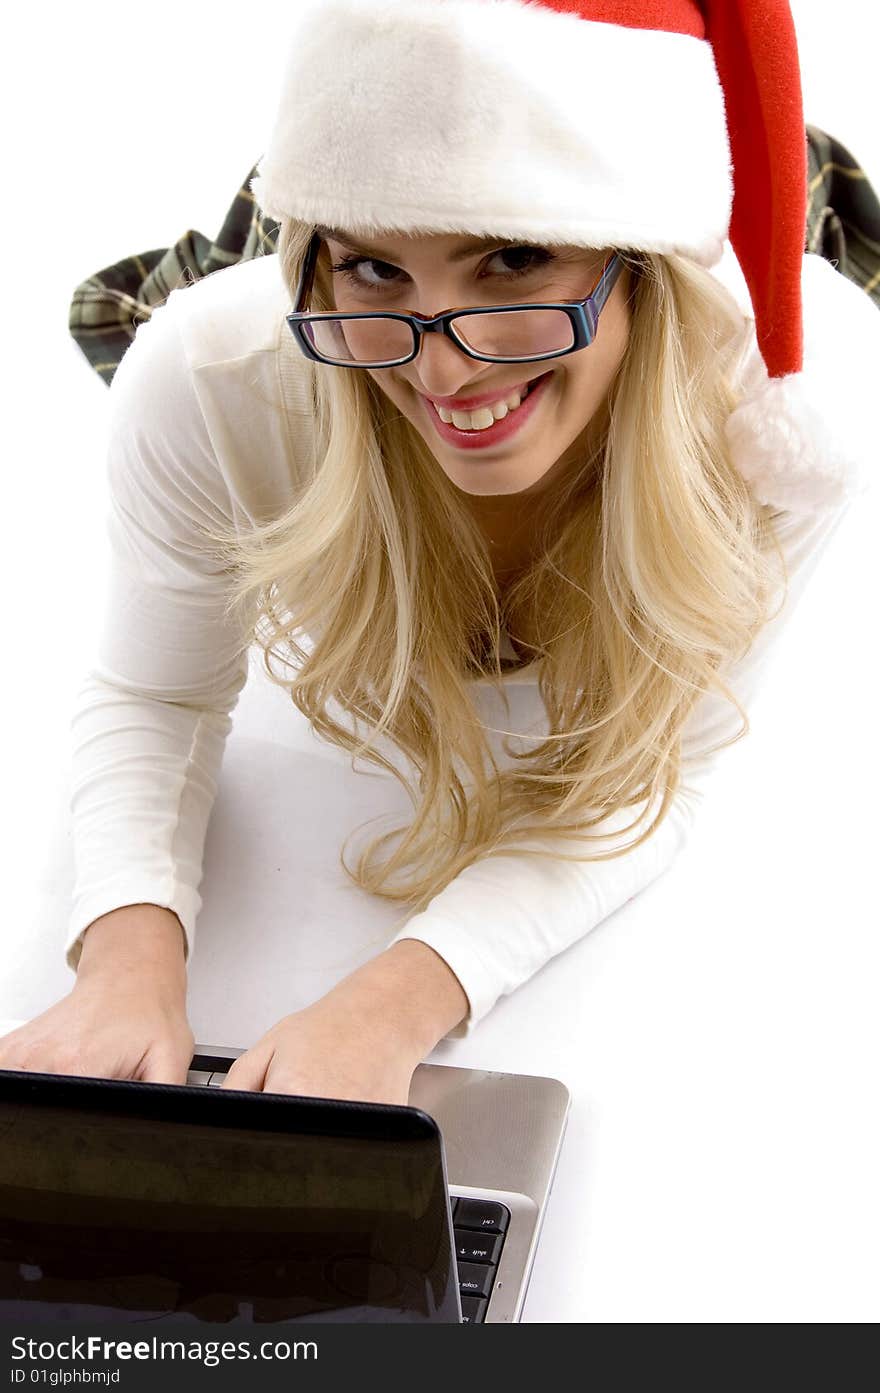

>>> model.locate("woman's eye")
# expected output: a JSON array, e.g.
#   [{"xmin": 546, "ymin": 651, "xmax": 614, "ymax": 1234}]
[
  {"xmin": 329, "ymin": 255, "xmax": 402, "ymax": 290},
  {"xmin": 329, "ymin": 245, "xmax": 555, "ymax": 293},
  {"xmin": 488, "ymin": 246, "xmax": 554, "ymax": 278}
]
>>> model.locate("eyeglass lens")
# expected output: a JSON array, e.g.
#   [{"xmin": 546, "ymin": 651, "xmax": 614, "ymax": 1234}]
[{"xmin": 302, "ymin": 307, "xmax": 577, "ymax": 366}]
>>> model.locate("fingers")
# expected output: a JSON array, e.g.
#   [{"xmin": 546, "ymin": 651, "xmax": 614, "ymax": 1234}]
[
  {"xmin": 139, "ymin": 1050, "xmax": 191, "ymax": 1086},
  {"xmin": 220, "ymin": 1049, "xmax": 270, "ymax": 1093}
]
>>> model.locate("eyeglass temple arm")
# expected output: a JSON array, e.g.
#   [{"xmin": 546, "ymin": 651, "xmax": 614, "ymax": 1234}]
[
  {"xmin": 293, "ymin": 232, "xmax": 322, "ymax": 311},
  {"xmin": 590, "ymin": 253, "xmax": 625, "ymax": 318}
]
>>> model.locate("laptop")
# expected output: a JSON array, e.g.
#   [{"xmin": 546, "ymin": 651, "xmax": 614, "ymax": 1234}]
[{"xmin": 0, "ymin": 1050, "xmax": 569, "ymax": 1324}]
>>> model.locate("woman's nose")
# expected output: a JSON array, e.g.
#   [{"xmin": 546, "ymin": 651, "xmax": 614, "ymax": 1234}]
[{"xmin": 411, "ymin": 328, "xmax": 493, "ymax": 399}]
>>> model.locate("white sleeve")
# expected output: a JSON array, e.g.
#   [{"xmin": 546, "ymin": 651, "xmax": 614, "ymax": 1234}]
[
  {"xmin": 388, "ymin": 500, "xmax": 855, "ymax": 1037},
  {"xmin": 65, "ymin": 304, "xmax": 250, "ymax": 971}
]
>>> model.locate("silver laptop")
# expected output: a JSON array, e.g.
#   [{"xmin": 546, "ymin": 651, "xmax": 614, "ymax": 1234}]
[
  {"xmin": 187, "ymin": 1045, "xmax": 570, "ymax": 1323},
  {"xmin": 0, "ymin": 1053, "xmax": 569, "ymax": 1324}
]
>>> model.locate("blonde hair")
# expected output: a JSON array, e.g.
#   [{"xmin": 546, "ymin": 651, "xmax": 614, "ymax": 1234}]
[{"xmin": 198, "ymin": 218, "xmax": 787, "ymax": 921}]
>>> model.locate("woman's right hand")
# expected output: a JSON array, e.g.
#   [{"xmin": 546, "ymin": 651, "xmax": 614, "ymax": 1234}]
[{"xmin": 0, "ymin": 904, "xmax": 195, "ymax": 1086}]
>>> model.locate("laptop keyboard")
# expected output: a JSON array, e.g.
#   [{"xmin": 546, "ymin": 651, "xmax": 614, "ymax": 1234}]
[
  {"xmin": 450, "ymin": 1196, "xmax": 510, "ymax": 1323},
  {"xmin": 185, "ymin": 1066, "xmax": 509, "ymax": 1322}
]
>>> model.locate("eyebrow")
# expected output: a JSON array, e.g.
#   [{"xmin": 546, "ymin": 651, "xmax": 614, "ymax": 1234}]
[{"xmin": 315, "ymin": 224, "xmax": 523, "ymax": 263}]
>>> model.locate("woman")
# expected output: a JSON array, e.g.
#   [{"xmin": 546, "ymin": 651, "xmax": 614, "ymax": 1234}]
[{"xmin": 2, "ymin": 0, "xmax": 877, "ymax": 1104}]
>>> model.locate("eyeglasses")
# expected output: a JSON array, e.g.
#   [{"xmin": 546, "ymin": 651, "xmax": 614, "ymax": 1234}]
[{"xmin": 286, "ymin": 231, "xmax": 625, "ymax": 369}]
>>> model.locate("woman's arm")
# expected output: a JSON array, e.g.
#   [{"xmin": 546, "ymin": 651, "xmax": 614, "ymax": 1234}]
[
  {"xmin": 77, "ymin": 903, "xmax": 188, "ymax": 981},
  {"xmin": 66, "ymin": 297, "xmax": 250, "ymax": 974},
  {"xmin": 328, "ymin": 939, "xmax": 470, "ymax": 1055}
]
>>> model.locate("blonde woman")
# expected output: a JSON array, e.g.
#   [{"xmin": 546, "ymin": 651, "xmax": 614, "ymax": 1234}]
[{"xmin": 2, "ymin": 0, "xmax": 877, "ymax": 1104}]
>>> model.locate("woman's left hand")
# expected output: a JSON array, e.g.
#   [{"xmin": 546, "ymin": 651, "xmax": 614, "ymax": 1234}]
[
  {"xmin": 216, "ymin": 941, "xmax": 469, "ymax": 1107},
  {"xmin": 218, "ymin": 993, "xmax": 420, "ymax": 1107}
]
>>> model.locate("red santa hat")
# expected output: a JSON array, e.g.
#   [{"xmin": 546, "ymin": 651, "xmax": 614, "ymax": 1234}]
[{"xmin": 252, "ymin": 0, "xmax": 879, "ymax": 513}]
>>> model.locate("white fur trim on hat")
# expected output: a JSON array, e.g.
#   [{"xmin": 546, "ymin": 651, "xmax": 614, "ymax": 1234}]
[
  {"xmin": 726, "ymin": 253, "xmax": 880, "ymax": 513},
  {"xmin": 251, "ymin": 0, "xmax": 732, "ymax": 266}
]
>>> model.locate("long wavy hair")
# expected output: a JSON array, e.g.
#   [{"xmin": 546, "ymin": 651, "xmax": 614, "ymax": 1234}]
[{"xmin": 197, "ymin": 217, "xmax": 788, "ymax": 918}]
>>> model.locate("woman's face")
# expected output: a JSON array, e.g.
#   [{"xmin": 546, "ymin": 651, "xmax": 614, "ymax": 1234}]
[{"xmin": 319, "ymin": 228, "xmax": 633, "ymax": 498}]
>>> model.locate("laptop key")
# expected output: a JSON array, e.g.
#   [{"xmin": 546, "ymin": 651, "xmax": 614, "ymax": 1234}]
[
  {"xmin": 458, "ymin": 1261, "xmax": 495, "ymax": 1299},
  {"xmin": 454, "ymin": 1229, "xmax": 503, "ymax": 1265},
  {"xmin": 454, "ymin": 1198, "xmax": 510, "ymax": 1235},
  {"xmin": 459, "ymin": 1294, "xmax": 488, "ymax": 1323},
  {"xmin": 185, "ymin": 1071, "xmax": 214, "ymax": 1087}
]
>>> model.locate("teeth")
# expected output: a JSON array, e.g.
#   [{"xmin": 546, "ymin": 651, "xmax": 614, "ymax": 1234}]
[{"xmin": 433, "ymin": 380, "xmax": 537, "ymax": 431}]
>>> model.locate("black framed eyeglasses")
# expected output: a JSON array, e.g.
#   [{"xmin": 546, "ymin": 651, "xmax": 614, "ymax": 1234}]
[{"xmin": 286, "ymin": 231, "xmax": 625, "ymax": 369}]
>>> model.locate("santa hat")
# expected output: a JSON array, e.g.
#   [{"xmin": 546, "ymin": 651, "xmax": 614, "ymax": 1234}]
[{"xmin": 251, "ymin": 0, "xmax": 879, "ymax": 513}]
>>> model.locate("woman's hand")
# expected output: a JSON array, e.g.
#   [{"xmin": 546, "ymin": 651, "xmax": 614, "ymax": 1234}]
[
  {"xmin": 0, "ymin": 982, "xmax": 194, "ymax": 1087},
  {"xmin": 220, "ymin": 940, "xmax": 469, "ymax": 1107},
  {"xmin": 0, "ymin": 904, "xmax": 194, "ymax": 1086},
  {"xmin": 219, "ymin": 996, "xmax": 421, "ymax": 1106}
]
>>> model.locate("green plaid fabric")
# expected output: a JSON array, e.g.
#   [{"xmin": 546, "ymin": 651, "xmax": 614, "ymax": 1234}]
[
  {"xmin": 69, "ymin": 124, "xmax": 880, "ymax": 388},
  {"xmin": 805, "ymin": 124, "xmax": 880, "ymax": 289}
]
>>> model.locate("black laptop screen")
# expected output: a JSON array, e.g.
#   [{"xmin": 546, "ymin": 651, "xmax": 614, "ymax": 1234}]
[{"xmin": 0, "ymin": 1072, "xmax": 460, "ymax": 1324}]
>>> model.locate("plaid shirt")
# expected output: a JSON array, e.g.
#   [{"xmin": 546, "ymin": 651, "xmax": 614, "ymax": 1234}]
[{"xmin": 69, "ymin": 124, "xmax": 880, "ymax": 388}]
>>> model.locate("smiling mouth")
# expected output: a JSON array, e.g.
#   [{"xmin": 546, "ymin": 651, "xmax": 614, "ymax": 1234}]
[{"xmin": 423, "ymin": 368, "xmax": 555, "ymax": 444}]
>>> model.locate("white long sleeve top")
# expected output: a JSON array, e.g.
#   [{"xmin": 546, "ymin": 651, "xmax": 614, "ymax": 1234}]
[{"xmin": 66, "ymin": 249, "xmax": 862, "ymax": 1036}]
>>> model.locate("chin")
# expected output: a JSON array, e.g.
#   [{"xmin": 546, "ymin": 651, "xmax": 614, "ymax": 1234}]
[{"xmin": 446, "ymin": 462, "xmax": 556, "ymax": 497}]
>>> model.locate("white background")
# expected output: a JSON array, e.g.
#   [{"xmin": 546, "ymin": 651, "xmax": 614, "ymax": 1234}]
[{"xmin": 0, "ymin": 2, "xmax": 878, "ymax": 1323}]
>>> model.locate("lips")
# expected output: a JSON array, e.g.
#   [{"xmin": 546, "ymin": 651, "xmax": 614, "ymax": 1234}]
[{"xmin": 422, "ymin": 366, "xmax": 554, "ymax": 451}]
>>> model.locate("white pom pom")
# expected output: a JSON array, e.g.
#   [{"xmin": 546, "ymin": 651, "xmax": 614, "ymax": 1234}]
[{"xmin": 726, "ymin": 254, "xmax": 880, "ymax": 513}]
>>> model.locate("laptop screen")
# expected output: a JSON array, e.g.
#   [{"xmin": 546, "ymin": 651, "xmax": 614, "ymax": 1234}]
[{"xmin": 0, "ymin": 1070, "xmax": 461, "ymax": 1323}]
